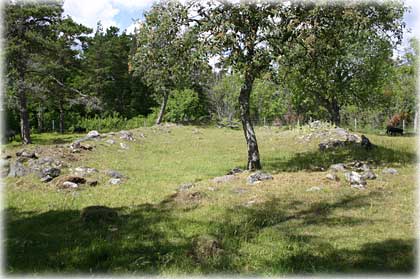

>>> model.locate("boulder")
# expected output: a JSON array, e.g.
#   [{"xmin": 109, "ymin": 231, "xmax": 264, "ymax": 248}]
[
  {"xmin": 247, "ymin": 171, "xmax": 273, "ymax": 185},
  {"xmin": 87, "ymin": 130, "xmax": 100, "ymax": 138},
  {"xmin": 119, "ymin": 130, "xmax": 134, "ymax": 141},
  {"xmin": 41, "ymin": 167, "xmax": 61, "ymax": 178},
  {"xmin": 80, "ymin": 206, "xmax": 118, "ymax": 224},
  {"xmin": 330, "ymin": 163, "xmax": 346, "ymax": 172},
  {"xmin": 345, "ymin": 171, "xmax": 367, "ymax": 189}
]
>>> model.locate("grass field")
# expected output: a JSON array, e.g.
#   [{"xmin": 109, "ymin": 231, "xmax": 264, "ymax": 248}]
[{"xmin": 3, "ymin": 125, "xmax": 417, "ymax": 275}]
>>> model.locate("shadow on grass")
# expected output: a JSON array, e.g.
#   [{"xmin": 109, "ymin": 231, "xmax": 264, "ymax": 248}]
[
  {"xmin": 5, "ymin": 190, "xmax": 416, "ymax": 275},
  {"xmin": 264, "ymin": 144, "xmax": 417, "ymax": 172},
  {"xmin": 5, "ymin": 133, "xmax": 83, "ymax": 148}
]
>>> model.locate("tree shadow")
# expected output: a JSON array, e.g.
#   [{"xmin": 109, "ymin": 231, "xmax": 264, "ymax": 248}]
[
  {"xmin": 264, "ymin": 144, "xmax": 417, "ymax": 172},
  {"xmin": 5, "ymin": 189, "xmax": 416, "ymax": 275}
]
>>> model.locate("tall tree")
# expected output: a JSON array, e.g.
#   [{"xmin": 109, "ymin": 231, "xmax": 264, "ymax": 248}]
[
  {"xmin": 131, "ymin": 1, "xmax": 209, "ymax": 124},
  {"xmin": 5, "ymin": 0, "xmax": 63, "ymax": 143}
]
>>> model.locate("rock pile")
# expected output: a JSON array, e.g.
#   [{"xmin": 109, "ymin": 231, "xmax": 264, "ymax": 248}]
[{"xmin": 247, "ymin": 171, "xmax": 273, "ymax": 185}]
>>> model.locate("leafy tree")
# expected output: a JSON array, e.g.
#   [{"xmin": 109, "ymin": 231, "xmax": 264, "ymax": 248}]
[
  {"xmin": 131, "ymin": 1, "xmax": 210, "ymax": 124},
  {"xmin": 165, "ymin": 89, "xmax": 205, "ymax": 122}
]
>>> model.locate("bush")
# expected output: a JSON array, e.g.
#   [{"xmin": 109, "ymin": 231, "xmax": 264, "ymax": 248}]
[
  {"xmin": 165, "ymin": 89, "xmax": 206, "ymax": 123},
  {"xmin": 77, "ymin": 112, "xmax": 153, "ymax": 132}
]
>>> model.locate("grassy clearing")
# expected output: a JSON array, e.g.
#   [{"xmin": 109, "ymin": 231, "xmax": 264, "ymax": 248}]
[{"xmin": 3, "ymin": 125, "xmax": 417, "ymax": 275}]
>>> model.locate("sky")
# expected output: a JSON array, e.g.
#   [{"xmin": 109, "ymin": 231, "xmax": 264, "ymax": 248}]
[{"xmin": 63, "ymin": 0, "xmax": 420, "ymax": 46}]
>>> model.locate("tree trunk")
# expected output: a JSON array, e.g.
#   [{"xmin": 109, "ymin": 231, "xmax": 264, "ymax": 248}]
[
  {"xmin": 156, "ymin": 92, "xmax": 169, "ymax": 125},
  {"xmin": 18, "ymin": 76, "xmax": 31, "ymax": 144},
  {"xmin": 239, "ymin": 70, "xmax": 261, "ymax": 170},
  {"xmin": 59, "ymin": 100, "xmax": 65, "ymax": 134},
  {"xmin": 331, "ymin": 99, "xmax": 341, "ymax": 126},
  {"xmin": 414, "ymin": 110, "xmax": 418, "ymax": 133},
  {"xmin": 37, "ymin": 104, "xmax": 44, "ymax": 133}
]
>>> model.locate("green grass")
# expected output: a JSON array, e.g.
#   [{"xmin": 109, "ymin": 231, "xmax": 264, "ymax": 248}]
[{"xmin": 3, "ymin": 126, "xmax": 417, "ymax": 275}]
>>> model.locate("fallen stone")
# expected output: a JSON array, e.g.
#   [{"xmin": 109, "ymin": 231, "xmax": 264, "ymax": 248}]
[
  {"xmin": 190, "ymin": 235, "xmax": 223, "ymax": 262},
  {"xmin": 178, "ymin": 182, "xmax": 194, "ymax": 192},
  {"xmin": 326, "ymin": 173, "xmax": 339, "ymax": 181},
  {"xmin": 382, "ymin": 168, "xmax": 398, "ymax": 175},
  {"xmin": 330, "ymin": 163, "xmax": 346, "ymax": 172},
  {"xmin": 62, "ymin": 181, "xmax": 79, "ymax": 189},
  {"xmin": 119, "ymin": 130, "xmax": 134, "ymax": 141},
  {"xmin": 212, "ymin": 174, "xmax": 236, "ymax": 183},
  {"xmin": 87, "ymin": 130, "xmax": 100, "ymax": 138},
  {"xmin": 80, "ymin": 206, "xmax": 118, "ymax": 224},
  {"xmin": 106, "ymin": 170, "xmax": 124, "ymax": 178},
  {"xmin": 109, "ymin": 178, "xmax": 122, "ymax": 185},
  {"xmin": 226, "ymin": 167, "xmax": 244, "ymax": 175},
  {"xmin": 247, "ymin": 171, "xmax": 273, "ymax": 185}
]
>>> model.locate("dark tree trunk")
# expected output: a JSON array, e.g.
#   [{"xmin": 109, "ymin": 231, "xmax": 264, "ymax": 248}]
[
  {"xmin": 331, "ymin": 99, "xmax": 341, "ymax": 126},
  {"xmin": 59, "ymin": 100, "xmax": 65, "ymax": 134},
  {"xmin": 239, "ymin": 70, "xmax": 261, "ymax": 170},
  {"xmin": 18, "ymin": 76, "xmax": 31, "ymax": 144},
  {"xmin": 156, "ymin": 92, "xmax": 169, "ymax": 125}
]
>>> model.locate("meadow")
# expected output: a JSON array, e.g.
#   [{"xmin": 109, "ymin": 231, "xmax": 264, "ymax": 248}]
[{"xmin": 3, "ymin": 125, "xmax": 417, "ymax": 275}]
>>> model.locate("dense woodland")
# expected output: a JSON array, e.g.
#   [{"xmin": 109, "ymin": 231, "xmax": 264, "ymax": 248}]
[{"xmin": 4, "ymin": 0, "xmax": 418, "ymax": 168}]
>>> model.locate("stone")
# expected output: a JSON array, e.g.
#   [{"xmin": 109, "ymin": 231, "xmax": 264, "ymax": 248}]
[
  {"xmin": 362, "ymin": 170, "xmax": 377, "ymax": 180},
  {"xmin": 120, "ymin": 142, "xmax": 129, "ymax": 149},
  {"xmin": 109, "ymin": 178, "xmax": 122, "ymax": 185},
  {"xmin": 62, "ymin": 181, "xmax": 79, "ymax": 189},
  {"xmin": 326, "ymin": 173, "xmax": 338, "ymax": 181},
  {"xmin": 105, "ymin": 139, "xmax": 115, "ymax": 145},
  {"xmin": 190, "ymin": 235, "xmax": 223, "ymax": 262},
  {"xmin": 41, "ymin": 167, "xmax": 61, "ymax": 178},
  {"xmin": 330, "ymin": 163, "xmax": 346, "ymax": 172},
  {"xmin": 212, "ymin": 175, "xmax": 236, "ymax": 183},
  {"xmin": 54, "ymin": 175, "xmax": 86, "ymax": 188},
  {"xmin": 8, "ymin": 162, "xmax": 29, "ymax": 177},
  {"xmin": 80, "ymin": 206, "xmax": 118, "ymax": 224},
  {"xmin": 40, "ymin": 175, "xmax": 53, "ymax": 183},
  {"xmin": 119, "ymin": 130, "xmax": 134, "ymax": 141},
  {"xmin": 74, "ymin": 166, "xmax": 98, "ymax": 176},
  {"xmin": 346, "ymin": 133, "xmax": 361, "ymax": 143},
  {"xmin": 16, "ymin": 149, "xmax": 37, "ymax": 159},
  {"xmin": 345, "ymin": 171, "xmax": 367, "ymax": 188},
  {"xmin": 87, "ymin": 130, "xmax": 100, "ymax": 138},
  {"xmin": 106, "ymin": 170, "xmax": 124, "ymax": 178},
  {"xmin": 319, "ymin": 139, "xmax": 345, "ymax": 151},
  {"xmin": 382, "ymin": 168, "xmax": 398, "ymax": 175},
  {"xmin": 178, "ymin": 182, "xmax": 194, "ymax": 192},
  {"xmin": 80, "ymin": 144, "xmax": 93, "ymax": 151},
  {"xmin": 87, "ymin": 179, "xmax": 98, "ymax": 186},
  {"xmin": 247, "ymin": 171, "xmax": 273, "ymax": 185},
  {"xmin": 226, "ymin": 167, "xmax": 244, "ymax": 175}
]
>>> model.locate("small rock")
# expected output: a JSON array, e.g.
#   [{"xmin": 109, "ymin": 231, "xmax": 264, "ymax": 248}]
[
  {"xmin": 105, "ymin": 139, "xmax": 115, "ymax": 145},
  {"xmin": 119, "ymin": 130, "xmax": 134, "ymax": 141},
  {"xmin": 106, "ymin": 170, "xmax": 124, "ymax": 178},
  {"xmin": 54, "ymin": 175, "xmax": 86, "ymax": 188},
  {"xmin": 109, "ymin": 178, "xmax": 122, "ymax": 185},
  {"xmin": 178, "ymin": 182, "xmax": 194, "ymax": 191},
  {"xmin": 40, "ymin": 175, "xmax": 53, "ymax": 183},
  {"xmin": 80, "ymin": 144, "xmax": 93, "ymax": 151},
  {"xmin": 247, "ymin": 171, "xmax": 273, "ymax": 185},
  {"xmin": 212, "ymin": 175, "xmax": 236, "ymax": 183},
  {"xmin": 120, "ymin": 142, "xmax": 129, "ymax": 149},
  {"xmin": 345, "ymin": 171, "xmax": 367, "ymax": 187},
  {"xmin": 330, "ymin": 163, "xmax": 346, "ymax": 172},
  {"xmin": 62, "ymin": 181, "xmax": 79, "ymax": 189},
  {"xmin": 87, "ymin": 130, "xmax": 100, "ymax": 138},
  {"xmin": 362, "ymin": 170, "xmax": 377, "ymax": 180},
  {"xmin": 306, "ymin": 186, "xmax": 322, "ymax": 192},
  {"xmin": 74, "ymin": 167, "xmax": 98, "ymax": 176},
  {"xmin": 16, "ymin": 150, "xmax": 37, "ymax": 159},
  {"xmin": 87, "ymin": 179, "xmax": 98, "ymax": 186},
  {"xmin": 226, "ymin": 167, "xmax": 243, "ymax": 175},
  {"xmin": 382, "ymin": 168, "xmax": 398, "ymax": 175},
  {"xmin": 326, "ymin": 173, "xmax": 338, "ymax": 181},
  {"xmin": 80, "ymin": 206, "xmax": 118, "ymax": 224},
  {"xmin": 41, "ymin": 167, "xmax": 61, "ymax": 178}
]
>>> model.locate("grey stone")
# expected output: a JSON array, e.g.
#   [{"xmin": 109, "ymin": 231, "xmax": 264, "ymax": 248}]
[
  {"xmin": 382, "ymin": 168, "xmax": 398, "ymax": 175},
  {"xmin": 41, "ymin": 167, "xmax": 61, "ymax": 179},
  {"xmin": 178, "ymin": 182, "xmax": 194, "ymax": 191},
  {"xmin": 326, "ymin": 173, "xmax": 338, "ymax": 181},
  {"xmin": 345, "ymin": 171, "xmax": 367, "ymax": 188},
  {"xmin": 105, "ymin": 139, "xmax": 115, "ymax": 145},
  {"xmin": 330, "ymin": 163, "xmax": 346, "ymax": 172},
  {"xmin": 362, "ymin": 170, "xmax": 377, "ymax": 180},
  {"xmin": 8, "ymin": 162, "xmax": 29, "ymax": 177},
  {"xmin": 16, "ymin": 150, "xmax": 37, "ymax": 159},
  {"xmin": 226, "ymin": 167, "xmax": 243, "ymax": 175},
  {"xmin": 62, "ymin": 181, "xmax": 79, "ymax": 189},
  {"xmin": 74, "ymin": 167, "xmax": 98, "ymax": 176},
  {"xmin": 87, "ymin": 130, "xmax": 100, "ymax": 138},
  {"xmin": 247, "ymin": 171, "xmax": 273, "ymax": 185},
  {"xmin": 109, "ymin": 178, "xmax": 122, "ymax": 185},
  {"xmin": 40, "ymin": 175, "xmax": 54, "ymax": 183},
  {"xmin": 212, "ymin": 175, "xmax": 236, "ymax": 183},
  {"xmin": 106, "ymin": 170, "xmax": 124, "ymax": 178},
  {"xmin": 119, "ymin": 130, "xmax": 134, "ymax": 141}
]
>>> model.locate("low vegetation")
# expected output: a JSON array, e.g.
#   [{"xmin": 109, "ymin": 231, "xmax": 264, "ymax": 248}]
[{"xmin": 4, "ymin": 125, "xmax": 416, "ymax": 275}]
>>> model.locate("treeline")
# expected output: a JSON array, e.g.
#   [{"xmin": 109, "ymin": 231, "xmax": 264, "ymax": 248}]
[{"xmin": 4, "ymin": 0, "xmax": 418, "ymax": 146}]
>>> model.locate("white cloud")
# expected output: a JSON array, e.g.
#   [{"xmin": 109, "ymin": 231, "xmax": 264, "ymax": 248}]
[
  {"xmin": 63, "ymin": 0, "xmax": 119, "ymax": 30},
  {"xmin": 112, "ymin": 0, "xmax": 155, "ymax": 9},
  {"xmin": 125, "ymin": 21, "xmax": 142, "ymax": 34},
  {"xmin": 405, "ymin": 0, "xmax": 420, "ymax": 40}
]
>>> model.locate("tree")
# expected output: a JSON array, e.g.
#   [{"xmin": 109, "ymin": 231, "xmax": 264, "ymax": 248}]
[
  {"xmin": 277, "ymin": 1, "xmax": 406, "ymax": 126},
  {"xmin": 195, "ymin": 0, "xmax": 309, "ymax": 170},
  {"xmin": 131, "ymin": 1, "xmax": 210, "ymax": 124},
  {"xmin": 5, "ymin": 0, "xmax": 63, "ymax": 143}
]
